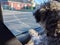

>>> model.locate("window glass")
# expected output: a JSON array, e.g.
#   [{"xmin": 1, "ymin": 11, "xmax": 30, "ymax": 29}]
[
  {"xmin": 1, "ymin": 0, "xmax": 44, "ymax": 36},
  {"xmin": 1, "ymin": 0, "xmax": 49, "ymax": 36}
]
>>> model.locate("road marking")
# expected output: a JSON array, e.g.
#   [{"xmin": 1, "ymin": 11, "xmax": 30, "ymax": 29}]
[
  {"xmin": 4, "ymin": 19, "xmax": 19, "ymax": 22},
  {"xmin": 13, "ymin": 14, "xmax": 31, "ymax": 28}
]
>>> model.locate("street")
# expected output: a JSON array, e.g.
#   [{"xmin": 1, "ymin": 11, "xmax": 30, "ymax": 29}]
[{"xmin": 2, "ymin": 10, "xmax": 40, "ymax": 36}]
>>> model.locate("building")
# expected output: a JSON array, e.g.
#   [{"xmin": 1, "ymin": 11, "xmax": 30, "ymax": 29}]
[
  {"xmin": 2, "ymin": 0, "xmax": 34, "ymax": 10},
  {"xmin": 2, "ymin": 0, "xmax": 36, "ymax": 10}
]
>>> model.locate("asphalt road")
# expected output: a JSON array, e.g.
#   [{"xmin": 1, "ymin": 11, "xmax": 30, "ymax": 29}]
[{"xmin": 2, "ymin": 10, "xmax": 40, "ymax": 36}]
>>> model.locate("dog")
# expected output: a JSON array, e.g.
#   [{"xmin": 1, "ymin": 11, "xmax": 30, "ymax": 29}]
[{"xmin": 33, "ymin": 1, "xmax": 60, "ymax": 38}]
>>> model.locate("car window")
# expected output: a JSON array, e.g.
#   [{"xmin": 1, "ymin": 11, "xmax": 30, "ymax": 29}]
[{"xmin": 1, "ymin": 0, "xmax": 42, "ymax": 36}]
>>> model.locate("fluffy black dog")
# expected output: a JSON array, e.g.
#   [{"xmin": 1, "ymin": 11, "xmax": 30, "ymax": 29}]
[{"xmin": 33, "ymin": 6, "xmax": 60, "ymax": 38}]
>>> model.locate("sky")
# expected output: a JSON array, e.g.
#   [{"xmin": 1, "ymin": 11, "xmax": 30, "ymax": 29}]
[{"xmin": 34, "ymin": 0, "xmax": 49, "ymax": 4}]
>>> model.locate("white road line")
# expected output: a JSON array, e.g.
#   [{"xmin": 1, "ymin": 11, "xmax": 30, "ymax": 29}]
[
  {"xmin": 4, "ymin": 19, "xmax": 19, "ymax": 22},
  {"xmin": 13, "ymin": 14, "xmax": 31, "ymax": 28},
  {"xmin": 4, "ymin": 18, "xmax": 28, "ymax": 22}
]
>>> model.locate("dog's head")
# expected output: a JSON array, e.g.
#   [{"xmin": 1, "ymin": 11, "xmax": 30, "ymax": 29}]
[
  {"xmin": 33, "ymin": 8, "xmax": 46, "ymax": 23},
  {"xmin": 33, "ymin": 6, "xmax": 60, "ymax": 37}
]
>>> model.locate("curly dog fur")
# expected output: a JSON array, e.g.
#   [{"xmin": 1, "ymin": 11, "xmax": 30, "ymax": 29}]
[{"xmin": 33, "ymin": 4, "xmax": 60, "ymax": 37}]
